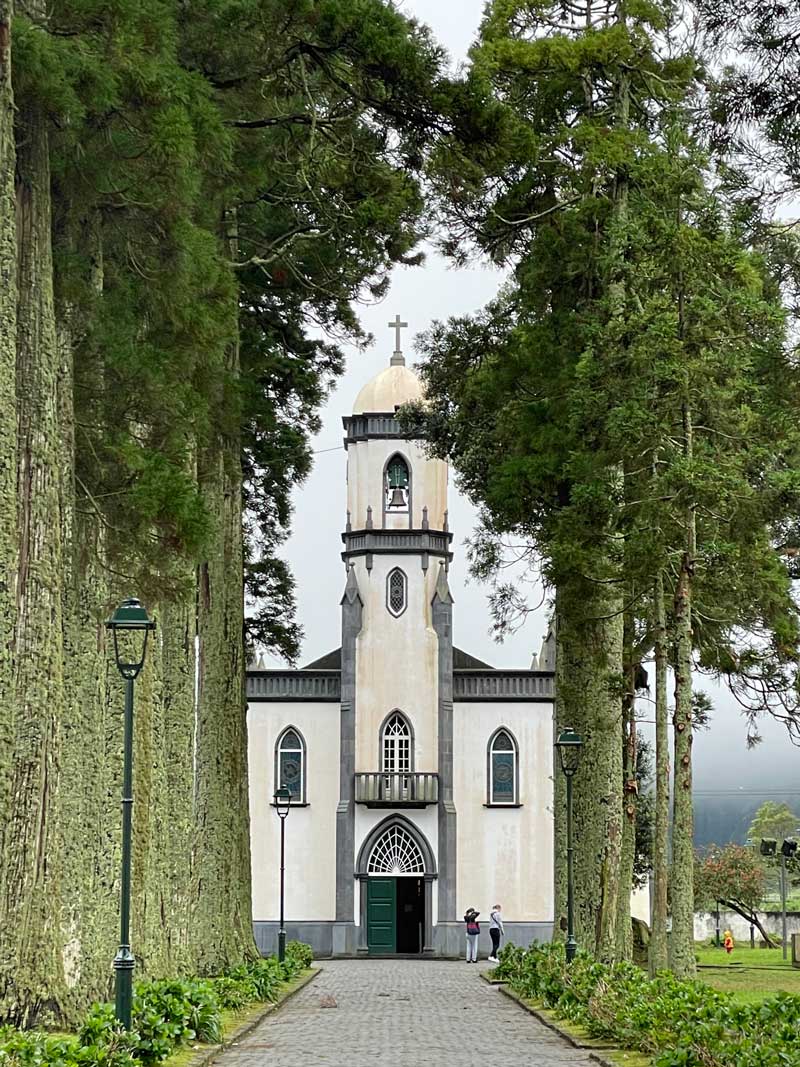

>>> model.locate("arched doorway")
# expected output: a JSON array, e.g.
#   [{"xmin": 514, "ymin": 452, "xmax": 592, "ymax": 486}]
[{"xmin": 356, "ymin": 816, "xmax": 436, "ymax": 955}]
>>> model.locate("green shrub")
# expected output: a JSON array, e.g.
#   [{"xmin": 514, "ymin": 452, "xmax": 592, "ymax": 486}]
[
  {"xmin": 501, "ymin": 943, "xmax": 800, "ymax": 1067},
  {"xmin": 131, "ymin": 979, "xmax": 222, "ymax": 1062},
  {"xmin": 284, "ymin": 942, "xmax": 313, "ymax": 969},
  {"xmin": 0, "ymin": 945, "xmax": 314, "ymax": 1067}
]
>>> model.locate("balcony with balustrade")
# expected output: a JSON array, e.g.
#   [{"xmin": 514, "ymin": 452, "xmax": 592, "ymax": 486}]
[{"xmin": 354, "ymin": 772, "xmax": 439, "ymax": 808}]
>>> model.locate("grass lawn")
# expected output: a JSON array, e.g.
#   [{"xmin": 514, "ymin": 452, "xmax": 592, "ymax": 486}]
[{"xmin": 695, "ymin": 944, "xmax": 800, "ymax": 1004}]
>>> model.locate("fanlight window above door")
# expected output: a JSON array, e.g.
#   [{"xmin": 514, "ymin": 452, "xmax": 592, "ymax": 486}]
[{"xmin": 368, "ymin": 825, "xmax": 425, "ymax": 875}]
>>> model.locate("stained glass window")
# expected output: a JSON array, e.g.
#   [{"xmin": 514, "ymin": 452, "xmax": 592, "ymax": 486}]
[
  {"xmin": 489, "ymin": 729, "xmax": 517, "ymax": 804},
  {"xmin": 276, "ymin": 728, "xmax": 305, "ymax": 802},
  {"xmin": 387, "ymin": 568, "xmax": 407, "ymax": 617}
]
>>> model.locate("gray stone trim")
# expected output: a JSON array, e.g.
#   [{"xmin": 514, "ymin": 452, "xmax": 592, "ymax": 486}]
[
  {"xmin": 247, "ymin": 671, "xmax": 340, "ymax": 701},
  {"xmin": 355, "ymin": 813, "xmax": 437, "ymax": 876},
  {"xmin": 342, "ymin": 412, "xmax": 423, "ymax": 446},
  {"xmin": 433, "ymin": 922, "xmax": 554, "ymax": 958},
  {"xmin": 454, "ymin": 670, "xmax": 554, "ymax": 701},
  {"xmin": 342, "ymin": 528, "xmax": 453, "ymax": 564},
  {"xmin": 432, "ymin": 565, "xmax": 457, "ymax": 924},
  {"xmin": 252, "ymin": 920, "xmax": 554, "ymax": 958},
  {"xmin": 336, "ymin": 567, "xmax": 362, "ymax": 922}
]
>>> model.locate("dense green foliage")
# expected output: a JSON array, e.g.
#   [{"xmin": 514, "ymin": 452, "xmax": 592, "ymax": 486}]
[
  {"xmin": 406, "ymin": 0, "xmax": 800, "ymax": 971},
  {"xmin": 0, "ymin": 948, "xmax": 311, "ymax": 1067},
  {"xmin": 0, "ymin": 0, "xmax": 454, "ymax": 1026},
  {"xmin": 496, "ymin": 941, "xmax": 800, "ymax": 1066}
]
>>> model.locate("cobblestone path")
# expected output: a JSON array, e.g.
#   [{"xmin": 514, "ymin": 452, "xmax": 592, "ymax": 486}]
[{"xmin": 217, "ymin": 960, "xmax": 598, "ymax": 1067}]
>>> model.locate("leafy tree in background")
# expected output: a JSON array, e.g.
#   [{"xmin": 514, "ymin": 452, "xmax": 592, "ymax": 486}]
[
  {"xmin": 695, "ymin": 843, "xmax": 773, "ymax": 947},
  {"xmin": 747, "ymin": 801, "xmax": 800, "ymax": 845}
]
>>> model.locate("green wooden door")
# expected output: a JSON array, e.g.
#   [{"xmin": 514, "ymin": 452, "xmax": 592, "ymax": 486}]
[{"xmin": 367, "ymin": 878, "xmax": 396, "ymax": 954}]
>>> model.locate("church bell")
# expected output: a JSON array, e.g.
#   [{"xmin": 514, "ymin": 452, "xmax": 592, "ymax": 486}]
[{"xmin": 389, "ymin": 487, "xmax": 407, "ymax": 508}]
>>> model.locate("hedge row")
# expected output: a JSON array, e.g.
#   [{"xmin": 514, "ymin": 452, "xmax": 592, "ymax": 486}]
[
  {"xmin": 0, "ymin": 941, "xmax": 314, "ymax": 1067},
  {"xmin": 494, "ymin": 942, "xmax": 800, "ymax": 1067}
]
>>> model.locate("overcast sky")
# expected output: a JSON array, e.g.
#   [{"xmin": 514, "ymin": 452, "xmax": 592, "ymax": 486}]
[{"xmin": 263, "ymin": 0, "xmax": 800, "ymax": 800}]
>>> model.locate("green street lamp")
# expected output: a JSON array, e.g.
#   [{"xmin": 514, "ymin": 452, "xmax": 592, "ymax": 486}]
[
  {"xmin": 106, "ymin": 597, "xmax": 156, "ymax": 1029},
  {"xmin": 556, "ymin": 728, "xmax": 584, "ymax": 964},
  {"xmin": 273, "ymin": 787, "xmax": 292, "ymax": 962}
]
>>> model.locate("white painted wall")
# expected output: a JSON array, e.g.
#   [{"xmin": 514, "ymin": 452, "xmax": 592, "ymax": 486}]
[
  {"xmin": 248, "ymin": 701, "xmax": 339, "ymax": 921},
  {"xmin": 453, "ymin": 701, "xmax": 554, "ymax": 923},
  {"xmin": 346, "ymin": 437, "xmax": 448, "ymax": 531},
  {"xmin": 353, "ymin": 553, "xmax": 441, "ymax": 776}
]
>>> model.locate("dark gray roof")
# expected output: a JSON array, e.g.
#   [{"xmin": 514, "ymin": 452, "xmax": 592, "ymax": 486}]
[
  {"xmin": 303, "ymin": 648, "xmax": 342, "ymax": 670},
  {"xmin": 302, "ymin": 645, "xmax": 494, "ymax": 671}
]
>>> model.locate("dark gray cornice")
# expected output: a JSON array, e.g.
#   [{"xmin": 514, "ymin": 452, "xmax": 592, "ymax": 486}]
[
  {"xmin": 246, "ymin": 667, "xmax": 554, "ymax": 703},
  {"xmin": 342, "ymin": 411, "xmax": 422, "ymax": 446},
  {"xmin": 342, "ymin": 527, "xmax": 453, "ymax": 562},
  {"xmin": 453, "ymin": 670, "xmax": 554, "ymax": 702},
  {"xmin": 247, "ymin": 670, "xmax": 341, "ymax": 701}
]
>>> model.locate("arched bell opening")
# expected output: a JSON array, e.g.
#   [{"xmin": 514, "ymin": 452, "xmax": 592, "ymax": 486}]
[{"xmin": 383, "ymin": 453, "xmax": 412, "ymax": 528}]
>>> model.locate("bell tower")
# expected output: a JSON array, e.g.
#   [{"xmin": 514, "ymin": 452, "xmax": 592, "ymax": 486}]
[{"xmin": 333, "ymin": 318, "xmax": 457, "ymax": 944}]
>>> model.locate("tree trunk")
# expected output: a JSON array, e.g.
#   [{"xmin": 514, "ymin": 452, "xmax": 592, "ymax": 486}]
[
  {"xmin": 669, "ymin": 403, "xmax": 696, "ymax": 978},
  {"xmin": 616, "ymin": 600, "xmax": 637, "ymax": 961},
  {"xmin": 189, "ymin": 209, "xmax": 257, "ymax": 970},
  {"xmin": 649, "ymin": 570, "xmax": 670, "ymax": 974},
  {"xmin": 555, "ymin": 580, "xmax": 624, "ymax": 962},
  {"xmin": 0, "ymin": 0, "xmax": 17, "ymax": 886},
  {"xmin": 1, "ymin": 63, "xmax": 68, "ymax": 1024}
]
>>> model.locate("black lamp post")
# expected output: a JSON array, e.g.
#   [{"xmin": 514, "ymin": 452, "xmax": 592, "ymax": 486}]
[
  {"xmin": 556, "ymin": 727, "xmax": 584, "ymax": 963},
  {"xmin": 274, "ymin": 787, "xmax": 291, "ymax": 962},
  {"xmin": 105, "ymin": 597, "xmax": 156, "ymax": 1029}
]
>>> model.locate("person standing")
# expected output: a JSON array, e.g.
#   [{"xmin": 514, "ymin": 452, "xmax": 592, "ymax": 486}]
[
  {"xmin": 464, "ymin": 908, "xmax": 480, "ymax": 963},
  {"xmin": 488, "ymin": 904, "xmax": 504, "ymax": 962}
]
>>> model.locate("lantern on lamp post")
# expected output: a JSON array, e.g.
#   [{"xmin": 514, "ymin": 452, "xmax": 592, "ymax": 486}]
[
  {"xmin": 555, "ymin": 728, "xmax": 584, "ymax": 963},
  {"xmin": 105, "ymin": 597, "xmax": 156, "ymax": 1029}
]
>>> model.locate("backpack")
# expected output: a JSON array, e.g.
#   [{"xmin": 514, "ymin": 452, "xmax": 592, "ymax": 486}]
[{"xmin": 467, "ymin": 920, "xmax": 480, "ymax": 935}]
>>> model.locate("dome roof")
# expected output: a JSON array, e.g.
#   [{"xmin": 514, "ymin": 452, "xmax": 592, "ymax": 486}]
[{"xmin": 352, "ymin": 360, "xmax": 424, "ymax": 414}]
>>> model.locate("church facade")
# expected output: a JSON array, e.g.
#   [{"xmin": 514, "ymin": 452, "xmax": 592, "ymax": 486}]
[{"xmin": 246, "ymin": 326, "xmax": 556, "ymax": 957}]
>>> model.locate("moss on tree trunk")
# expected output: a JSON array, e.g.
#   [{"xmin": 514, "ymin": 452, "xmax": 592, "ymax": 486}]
[
  {"xmin": 189, "ymin": 211, "xmax": 257, "ymax": 970},
  {"xmin": 0, "ymin": 0, "xmax": 17, "ymax": 895},
  {"xmin": 616, "ymin": 603, "xmax": 637, "ymax": 961},
  {"xmin": 1, "ymin": 71, "xmax": 68, "ymax": 1025},
  {"xmin": 649, "ymin": 570, "xmax": 670, "ymax": 974},
  {"xmin": 555, "ymin": 581, "xmax": 624, "ymax": 962}
]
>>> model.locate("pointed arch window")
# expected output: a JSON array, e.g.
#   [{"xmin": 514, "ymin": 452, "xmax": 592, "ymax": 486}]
[
  {"xmin": 488, "ymin": 728, "xmax": 518, "ymax": 805},
  {"xmin": 276, "ymin": 727, "xmax": 306, "ymax": 803},
  {"xmin": 385, "ymin": 454, "xmax": 410, "ymax": 512},
  {"xmin": 381, "ymin": 711, "xmax": 413, "ymax": 775},
  {"xmin": 387, "ymin": 567, "xmax": 407, "ymax": 617}
]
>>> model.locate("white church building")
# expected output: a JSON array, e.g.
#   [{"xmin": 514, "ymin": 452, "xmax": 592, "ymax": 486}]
[{"xmin": 246, "ymin": 323, "xmax": 557, "ymax": 957}]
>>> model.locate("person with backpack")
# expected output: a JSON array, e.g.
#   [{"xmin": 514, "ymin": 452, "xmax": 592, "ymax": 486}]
[
  {"xmin": 488, "ymin": 903, "xmax": 504, "ymax": 962},
  {"xmin": 464, "ymin": 907, "xmax": 480, "ymax": 962}
]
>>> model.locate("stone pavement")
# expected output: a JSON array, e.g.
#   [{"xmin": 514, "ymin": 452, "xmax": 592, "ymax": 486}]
[{"xmin": 217, "ymin": 959, "xmax": 598, "ymax": 1067}]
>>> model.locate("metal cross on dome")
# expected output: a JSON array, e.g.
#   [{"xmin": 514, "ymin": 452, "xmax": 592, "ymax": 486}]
[{"xmin": 388, "ymin": 314, "xmax": 408, "ymax": 360}]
